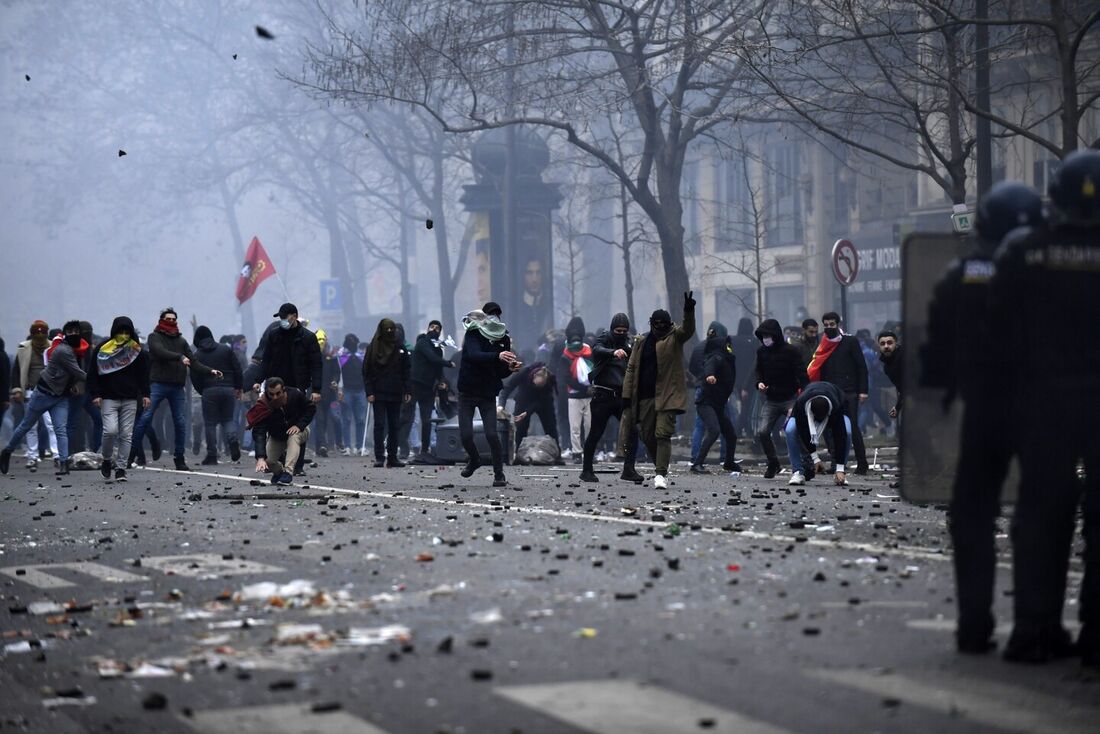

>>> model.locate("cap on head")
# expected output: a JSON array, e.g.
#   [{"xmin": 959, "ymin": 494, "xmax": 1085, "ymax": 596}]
[
  {"xmin": 274, "ymin": 303, "xmax": 298, "ymax": 318},
  {"xmin": 975, "ymin": 181, "xmax": 1045, "ymax": 247},
  {"xmin": 482, "ymin": 302, "xmax": 503, "ymax": 317},
  {"xmin": 1049, "ymin": 150, "xmax": 1100, "ymax": 224}
]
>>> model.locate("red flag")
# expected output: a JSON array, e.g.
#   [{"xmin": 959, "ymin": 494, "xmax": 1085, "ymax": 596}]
[{"xmin": 235, "ymin": 236, "xmax": 276, "ymax": 304}]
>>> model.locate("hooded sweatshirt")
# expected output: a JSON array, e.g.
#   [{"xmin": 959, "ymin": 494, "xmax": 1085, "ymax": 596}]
[
  {"xmin": 562, "ymin": 317, "xmax": 593, "ymax": 399},
  {"xmin": 697, "ymin": 333, "xmax": 736, "ymax": 406},
  {"xmin": 590, "ymin": 313, "xmax": 631, "ymax": 391},
  {"xmin": 690, "ymin": 321, "xmax": 728, "ymax": 384},
  {"xmin": 87, "ymin": 316, "xmax": 150, "ymax": 401},
  {"xmin": 754, "ymin": 319, "xmax": 808, "ymax": 402},
  {"xmin": 191, "ymin": 326, "xmax": 243, "ymax": 392},
  {"xmin": 730, "ymin": 317, "xmax": 758, "ymax": 393},
  {"xmin": 791, "ymin": 381, "xmax": 849, "ymax": 470}
]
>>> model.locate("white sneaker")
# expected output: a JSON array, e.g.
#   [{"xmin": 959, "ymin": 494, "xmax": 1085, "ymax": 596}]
[
  {"xmin": 342, "ymin": 447, "xmax": 352, "ymax": 457},
  {"xmin": 788, "ymin": 471, "xmax": 806, "ymax": 486},
  {"xmin": 653, "ymin": 474, "xmax": 668, "ymax": 489},
  {"xmin": 25, "ymin": 457, "xmax": 38, "ymax": 469}
]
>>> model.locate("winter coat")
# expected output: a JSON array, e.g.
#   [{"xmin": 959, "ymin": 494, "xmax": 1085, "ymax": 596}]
[
  {"xmin": 191, "ymin": 328, "xmax": 243, "ymax": 393},
  {"xmin": 457, "ymin": 329, "xmax": 514, "ymax": 400},
  {"xmin": 148, "ymin": 331, "xmax": 212, "ymax": 386},
  {"xmin": 697, "ymin": 336, "xmax": 736, "ymax": 407},
  {"xmin": 247, "ymin": 387, "xmax": 316, "ymax": 457},
  {"xmin": 411, "ymin": 333, "xmax": 449, "ymax": 389},
  {"xmin": 792, "ymin": 382, "xmax": 848, "ymax": 462},
  {"xmin": 590, "ymin": 329, "xmax": 631, "ymax": 392},
  {"xmin": 87, "ymin": 344, "xmax": 150, "ymax": 401},
  {"xmin": 252, "ymin": 322, "xmax": 324, "ymax": 394},
  {"xmin": 320, "ymin": 355, "xmax": 341, "ymax": 402},
  {"xmin": 35, "ymin": 342, "xmax": 86, "ymax": 397},
  {"xmin": 622, "ymin": 305, "xmax": 695, "ymax": 413},
  {"xmin": 363, "ymin": 346, "xmax": 411, "ymax": 402},
  {"xmin": 817, "ymin": 335, "xmax": 869, "ymax": 395},
  {"xmin": 501, "ymin": 362, "xmax": 557, "ymax": 410},
  {"xmin": 730, "ymin": 318, "xmax": 757, "ymax": 393},
  {"xmin": 754, "ymin": 319, "xmax": 808, "ymax": 402},
  {"xmin": 11, "ymin": 341, "xmax": 47, "ymax": 396},
  {"xmin": 792, "ymin": 335, "xmax": 818, "ymax": 368}
]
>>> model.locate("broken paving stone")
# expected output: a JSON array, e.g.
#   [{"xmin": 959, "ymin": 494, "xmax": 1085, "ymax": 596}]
[
  {"xmin": 141, "ymin": 692, "xmax": 168, "ymax": 710},
  {"xmin": 28, "ymin": 601, "xmax": 65, "ymax": 616},
  {"xmin": 470, "ymin": 669, "xmax": 493, "ymax": 681},
  {"xmin": 470, "ymin": 608, "xmax": 503, "ymax": 625},
  {"xmin": 437, "ymin": 636, "xmax": 454, "ymax": 654},
  {"xmin": 311, "ymin": 701, "xmax": 343, "ymax": 713},
  {"xmin": 268, "ymin": 679, "xmax": 297, "ymax": 692},
  {"xmin": 802, "ymin": 627, "xmax": 821, "ymax": 636}
]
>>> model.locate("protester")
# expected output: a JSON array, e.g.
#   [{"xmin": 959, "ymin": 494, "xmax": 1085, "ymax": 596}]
[
  {"xmin": 784, "ymin": 381, "xmax": 851, "ymax": 487},
  {"xmin": 66, "ymin": 320, "xmax": 102, "ymax": 454},
  {"xmin": 0, "ymin": 321, "xmax": 87, "ymax": 475},
  {"xmin": 130, "ymin": 308, "xmax": 221, "ymax": 471},
  {"xmin": 0, "ymin": 335, "xmax": 9, "ymax": 435},
  {"xmin": 793, "ymin": 318, "xmax": 819, "ymax": 368},
  {"xmin": 247, "ymin": 377, "xmax": 315, "ymax": 486},
  {"xmin": 338, "ymin": 334, "xmax": 367, "ymax": 455},
  {"xmin": 410, "ymin": 320, "xmax": 453, "ymax": 460},
  {"xmin": 9, "ymin": 320, "xmax": 58, "ymax": 466},
  {"xmin": 87, "ymin": 316, "xmax": 150, "ymax": 481},
  {"xmin": 191, "ymin": 325, "xmax": 244, "ymax": 465},
  {"xmin": 622, "ymin": 292, "xmax": 696, "ymax": 489},
  {"xmin": 689, "ymin": 323, "xmax": 733, "ymax": 469},
  {"xmin": 313, "ymin": 329, "xmax": 342, "ymax": 457},
  {"xmin": 808, "ymin": 312, "xmax": 869, "ymax": 474},
  {"xmin": 755, "ymin": 318, "xmax": 808, "ymax": 478},
  {"xmin": 502, "ymin": 362, "xmax": 558, "ymax": 451},
  {"xmin": 877, "ymin": 331, "xmax": 903, "ymax": 419},
  {"xmin": 691, "ymin": 322, "xmax": 738, "ymax": 474},
  {"xmin": 580, "ymin": 314, "xmax": 641, "ymax": 484},
  {"xmin": 561, "ymin": 317, "xmax": 593, "ymax": 464},
  {"xmin": 730, "ymin": 317, "xmax": 757, "ymax": 436},
  {"xmin": 457, "ymin": 303, "xmax": 520, "ymax": 487},
  {"xmin": 363, "ymin": 318, "xmax": 411, "ymax": 468}
]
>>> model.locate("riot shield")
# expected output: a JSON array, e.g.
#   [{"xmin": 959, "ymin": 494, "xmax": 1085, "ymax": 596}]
[{"xmin": 898, "ymin": 233, "xmax": 1019, "ymax": 504}]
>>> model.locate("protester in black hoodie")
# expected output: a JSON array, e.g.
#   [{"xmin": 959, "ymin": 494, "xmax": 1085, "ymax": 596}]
[
  {"xmin": 410, "ymin": 320, "xmax": 453, "ymax": 459},
  {"xmin": 87, "ymin": 316, "xmax": 150, "ymax": 481},
  {"xmin": 191, "ymin": 325, "xmax": 244, "ymax": 465},
  {"xmin": 0, "ymin": 336, "xmax": 9, "ymax": 433},
  {"xmin": 363, "ymin": 318, "xmax": 411, "ymax": 468},
  {"xmin": 731, "ymin": 317, "xmax": 758, "ymax": 435},
  {"xmin": 502, "ymin": 362, "xmax": 558, "ymax": 451},
  {"xmin": 691, "ymin": 328, "xmax": 738, "ymax": 474},
  {"xmin": 755, "ymin": 318, "xmax": 808, "ymax": 478},
  {"xmin": 580, "ymin": 314, "xmax": 641, "ymax": 483},
  {"xmin": 784, "ymin": 381, "xmax": 851, "ymax": 486}
]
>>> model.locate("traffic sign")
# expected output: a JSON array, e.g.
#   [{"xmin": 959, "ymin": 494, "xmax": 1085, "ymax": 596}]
[
  {"xmin": 320, "ymin": 279, "xmax": 342, "ymax": 311},
  {"xmin": 831, "ymin": 239, "xmax": 860, "ymax": 286},
  {"xmin": 950, "ymin": 204, "xmax": 974, "ymax": 233}
]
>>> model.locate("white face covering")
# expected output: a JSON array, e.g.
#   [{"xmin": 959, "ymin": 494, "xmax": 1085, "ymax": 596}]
[{"xmin": 762, "ymin": 337, "xmax": 775, "ymax": 347}]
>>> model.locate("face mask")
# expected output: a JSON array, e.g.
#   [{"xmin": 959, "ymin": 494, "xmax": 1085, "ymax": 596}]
[
  {"xmin": 279, "ymin": 319, "xmax": 292, "ymax": 330},
  {"xmin": 651, "ymin": 323, "xmax": 671, "ymax": 337},
  {"xmin": 116, "ymin": 333, "xmax": 132, "ymax": 343},
  {"xmin": 762, "ymin": 337, "xmax": 774, "ymax": 347},
  {"xmin": 65, "ymin": 334, "xmax": 82, "ymax": 348},
  {"xmin": 567, "ymin": 340, "xmax": 583, "ymax": 351},
  {"xmin": 824, "ymin": 327, "xmax": 839, "ymax": 339}
]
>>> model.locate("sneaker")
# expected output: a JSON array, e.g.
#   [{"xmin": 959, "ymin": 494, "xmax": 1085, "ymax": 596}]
[
  {"xmin": 150, "ymin": 443, "xmax": 162, "ymax": 462},
  {"xmin": 763, "ymin": 461, "xmax": 781, "ymax": 479},
  {"xmin": 620, "ymin": 467, "xmax": 644, "ymax": 484},
  {"xmin": 0, "ymin": 448, "xmax": 12, "ymax": 475},
  {"xmin": 100, "ymin": 460, "xmax": 112, "ymax": 479},
  {"xmin": 653, "ymin": 474, "xmax": 668, "ymax": 490},
  {"xmin": 173, "ymin": 456, "xmax": 191, "ymax": 471},
  {"xmin": 372, "ymin": 459, "xmax": 385, "ymax": 468},
  {"xmin": 386, "ymin": 458, "xmax": 406, "ymax": 468},
  {"xmin": 201, "ymin": 455, "xmax": 218, "ymax": 466},
  {"xmin": 229, "ymin": 441, "xmax": 241, "ymax": 462},
  {"xmin": 579, "ymin": 470, "xmax": 599, "ymax": 483},
  {"xmin": 460, "ymin": 457, "xmax": 481, "ymax": 478},
  {"xmin": 492, "ymin": 472, "xmax": 507, "ymax": 487},
  {"xmin": 317, "ymin": 446, "xmax": 329, "ymax": 458},
  {"xmin": 788, "ymin": 471, "xmax": 806, "ymax": 486},
  {"xmin": 342, "ymin": 447, "xmax": 352, "ymax": 457},
  {"xmin": 689, "ymin": 464, "xmax": 710, "ymax": 475},
  {"xmin": 114, "ymin": 469, "xmax": 127, "ymax": 482},
  {"xmin": 854, "ymin": 463, "xmax": 869, "ymax": 476},
  {"xmin": 1003, "ymin": 624, "xmax": 1076, "ymax": 663},
  {"xmin": 25, "ymin": 456, "xmax": 38, "ymax": 469},
  {"xmin": 274, "ymin": 472, "xmax": 293, "ymax": 486},
  {"xmin": 723, "ymin": 460, "xmax": 743, "ymax": 473},
  {"xmin": 56, "ymin": 464, "xmax": 70, "ymax": 476}
]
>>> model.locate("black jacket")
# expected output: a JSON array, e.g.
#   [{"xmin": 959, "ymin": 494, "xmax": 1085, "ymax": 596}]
[
  {"xmin": 363, "ymin": 347, "xmax": 411, "ymax": 401},
  {"xmin": 458, "ymin": 330, "xmax": 514, "ymax": 399},
  {"xmin": 87, "ymin": 344, "xmax": 151, "ymax": 400},
  {"xmin": 590, "ymin": 329, "xmax": 631, "ymax": 391},
  {"xmin": 252, "ymin": 322, "xmax": 323, "ymax": 394},
  {"xmin": 730, "ymin": 318, "xmax": 757, "ymax": 393},
  {"xmin": 321, "ymin": 355, "xmax": 341, "ymax": 402},
  {"xmin": 0, "ymin": 338, "xmax": 9, "ymax": 405},
  {"xmin": 792, "ymin": 382, "xmax": 848, "ymax": 468},
  {"xmin": 249, "ymin": 387, "xmax": 316, "ymax": 458},
  {"xmin": 879, "ymin": 346, "xmax": 903, "ymax": 406},
  {"xmin": 191, "ymin": 329, "xmax": 243, "ymax": 393},
  {"xmin": 501, "ymin": 362, "xmax": 557, "ymax": 409},
  {"xmin": 340, "ymin": 352, "xmax": 365, "ymax": 391},
  {"xmin": 697, "ymin": 336, "xmax": 736, "ymax": 406},
  {"xmin": 754, "ymin": 319, "xmax": 807, "ymax": 402},
  {"xmin": 411, "ymin": 333, "xmax": 449, "ymax": 388},
  {"xmin": 818, "ymin": 336, "xmax": 869, "ymax": 395}
]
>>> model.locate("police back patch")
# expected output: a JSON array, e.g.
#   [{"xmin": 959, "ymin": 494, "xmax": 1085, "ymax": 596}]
[{"xmin": 962, "ymin": 259, "xmax": 995, "ymax": 283}]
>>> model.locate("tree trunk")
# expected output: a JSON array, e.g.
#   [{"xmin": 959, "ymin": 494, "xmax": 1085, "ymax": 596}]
[
  {"xmin": 219, "ymin": 179, "xmax": 257, "ymax": 343},
  {"xmin": 619, "ymin": 183, "xmax": 636, "ymax": 329},
  {"xmin": 431, "ymin": 151, "xmax": 457, "ymax": 336},
  {"xmin": 654, "ymin": 151, "xmax": 691, "ymax": 314}
]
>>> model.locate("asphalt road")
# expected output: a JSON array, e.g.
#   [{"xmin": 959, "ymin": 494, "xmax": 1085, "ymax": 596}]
[{"xmin": 1, "ymin": 451, "xmax": 1097, "ymax": 733}]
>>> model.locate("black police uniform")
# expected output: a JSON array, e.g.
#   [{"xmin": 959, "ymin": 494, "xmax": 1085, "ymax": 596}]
[{"xmin": 991, "ymin": 222, "xmax": 1100, "ymax": 663}]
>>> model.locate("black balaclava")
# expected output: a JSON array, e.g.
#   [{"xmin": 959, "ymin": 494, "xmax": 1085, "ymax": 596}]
[
  {"xmin": 609, "ymin": 313, "xmax": 630, "ymax": 346},
  {"xmin": 650, "ymin": 309, "xmax": 672, "ymax": 338},
  {"xmin": 343, "ymin": 333, "xmax": 360, "ymax": 352}
]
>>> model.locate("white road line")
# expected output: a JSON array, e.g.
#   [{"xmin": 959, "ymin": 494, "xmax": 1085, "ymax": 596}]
[
  {"xmin": 0, "ymin": 562, "xmax": 146, "ymax": 589},
  {"xmin": 806, "ymin": 668, "xmax": 1099, "ymax": 734},
  {"xmin": 181, "ymin": 703, "xmax": 390, "ymax": 733},
  {"xmin": 905, "ymin": 618, "xmax": 1081, "ymax": 635},
  {"xmin": 138, "ymin": 553, "xmax": 284, "ymax": 578},
  {"xmin": 144, "ymin": 466, "xmax": 956, "ymax": 565},
  {"xmin": 495, "ymin": 680, "xmax": 791, "ymax": 734}
]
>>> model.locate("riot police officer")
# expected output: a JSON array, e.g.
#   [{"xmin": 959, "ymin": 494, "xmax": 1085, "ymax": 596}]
[
  {"xmin": 923, "ymin": 181, "xmax": 1045, "ymax": 654},
  {"xmin": 990, "ymin": 150, "xmax": 1100, "ymax": 665}
]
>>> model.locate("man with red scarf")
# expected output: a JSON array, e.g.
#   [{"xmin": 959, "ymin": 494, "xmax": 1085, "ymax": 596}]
[
  {"xmin": 561, "ymin": 317, "xmax": 593, "ymax": 464},
  {"xmin": 807, "ymin": 312, "xmax": 869, "ymax": 474},
  {"xmin": 130, "ymin": 308, "xmax": 221, "ymax": 471}
]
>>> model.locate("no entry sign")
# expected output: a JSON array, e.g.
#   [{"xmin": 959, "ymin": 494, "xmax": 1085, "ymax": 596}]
[{"xmin": 831, "ymin": 239, "xmax": 860, "ymax": 286}]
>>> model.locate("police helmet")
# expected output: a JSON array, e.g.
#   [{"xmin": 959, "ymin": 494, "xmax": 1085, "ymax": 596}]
[
  {"xmin": 1049, "ymin": 149, "xmax": 1100, "ymax": 224},
  {"xmin": 974, "ymin": 181, "xmax": 1045, "ymax": 246}
]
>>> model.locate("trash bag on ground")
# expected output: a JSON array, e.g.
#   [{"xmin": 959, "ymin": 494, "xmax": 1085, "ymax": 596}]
[
  {"xmin": 70, "ymin": 452, "xmax": 104, "ymax": 470},
  {"xmin": 515, "ymin": 436, "xmax": 560, "ymax": 465}
]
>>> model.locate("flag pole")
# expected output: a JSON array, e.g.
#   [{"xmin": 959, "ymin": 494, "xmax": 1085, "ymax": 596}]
[{"xmin": 273, "ymin": 271, "xmax": 291, "ymax": 301}]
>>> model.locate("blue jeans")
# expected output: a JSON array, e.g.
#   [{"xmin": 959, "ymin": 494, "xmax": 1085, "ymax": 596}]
[
  {"xmin": 133, "ymin": 382, "xmax": 187, "ymax": 458},
  {"xmin": 784, "ymin": 415, "xmax": 851, "ymax": 473},
  {"xmin": 691, "ymin": 389, "xmax": 732, "ymax": 461},
  {"xmin": 68, "ymin": 393, "xmax": 103, "ymax": 453},
  {"xmin": 343, "ymin": 390, "xmax": 368, "ymax": 450},
  {"xmin": 6, "ymin": 390, "xmax": 70, "ymax": 461}
]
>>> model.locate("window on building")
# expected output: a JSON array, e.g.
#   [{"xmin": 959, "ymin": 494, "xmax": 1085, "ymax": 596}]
[
  {"xmin": 715, "ymin": 156, "xmax": 753, "ymax": 252},
  {"xmin": 763, "ymin": 143, "xmax": 804, "ymax": 246},
  {"xmin": 716, "ymin": 288, "xmax": 757, "ymax": 325},
  {"xmin": 765, "ymin": 285, "xmax": 805, "ymax": 328}
]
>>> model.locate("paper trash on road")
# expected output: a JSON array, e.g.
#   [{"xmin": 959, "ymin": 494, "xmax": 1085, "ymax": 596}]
[{"xmin": 341, "ymin": 625, "xmax": 411, "ymax": 646}]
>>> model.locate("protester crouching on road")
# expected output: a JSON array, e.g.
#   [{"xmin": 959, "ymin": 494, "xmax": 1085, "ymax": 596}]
[
  {"xmin": 621, "ymin": 292, "xmax": 696, "ymax": 490},
  {"xmin": 561, "ymin": 317, "xmax": 593, "ymax": 465},
  {"xmin": 248, "ymin": 377, "xmax": 316, "ymax": 487},
  {"xmin": 9, "ymin": 320, "xmax": 58, "ymax": 467},
  {"xmin": 502, "ymin": 362, "xmax": 558, "ymax": 452},
  {"xmin": 580, "ymin": 313, "xmax": 641, "ymax": 484},
  {"xmin": 129, "ymin": 308, "xmax": 220, "ymax": 472},
  {"xmin": 457, "ymin": 302, "xmax": 521, "ymax": 487},
  {"xmin": 784, "ymin": 381, "xmax": 851, "ymax": 487},
  {"xmin": 1, "ymin": 321, "xmax": 87, "ymax": 476},
  {"xmin": 755, "ymin": 318, "xmax": 809, "ymax": 478},
  {"xmin": 691, "ymin": 322, "xmax": 739, "ymax": 475},
  {"xmin": 809, "ymin": 312, "xmax": 869, "ymax": 474},
  {"xmin": 410, "ymin": 320, "xmax": 453, "ymax": 461},
  {"xmin": 86, "ymin": 316, "xmax": 149, "ymax": 481},
  {"xmin": 363, "ymin": 318, "xmax": 411, "ymax": 468},
  {"xmin": 191, "ymin": 325, "xmax": 244, "ymax": 465}
]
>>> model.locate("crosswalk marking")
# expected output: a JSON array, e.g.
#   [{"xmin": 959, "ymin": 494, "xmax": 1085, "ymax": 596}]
[
  {"xmin": 495, "ymin": 680, "xmax": 791, "ymax": 734},
  {"xmin": 181, "ymin": 703, "xmax": 390, "ymax": 734},
  {"xmin": 139, "ymin": 554, "xmax": 284, "ymax": 578},
  {"xmin": 0, "ymin": 562, "xmax": 146, "ymax": 589},
  {"xmin": 806, "ymin": 668, "xmax": 1099, "ymax": 734}
]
